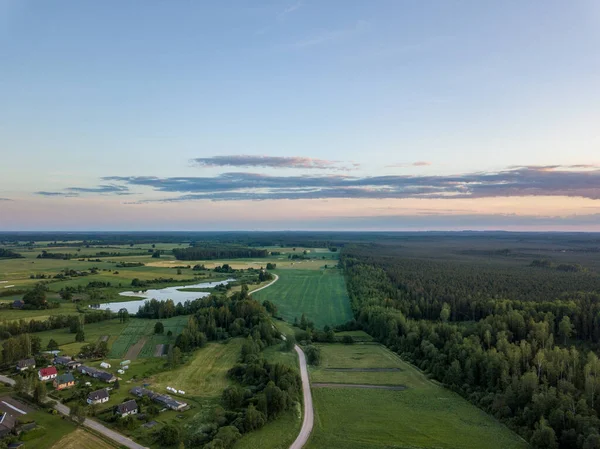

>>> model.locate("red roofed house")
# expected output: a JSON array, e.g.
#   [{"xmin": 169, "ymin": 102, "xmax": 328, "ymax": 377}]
[{"xmin": 38, "ymin": 366, "xmax": 58, "ymax": 381}]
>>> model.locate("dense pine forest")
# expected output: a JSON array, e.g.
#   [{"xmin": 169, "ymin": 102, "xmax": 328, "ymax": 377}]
[{"xmin": 341, "ymin": 243, "xmax": 600, "ymax": 449}]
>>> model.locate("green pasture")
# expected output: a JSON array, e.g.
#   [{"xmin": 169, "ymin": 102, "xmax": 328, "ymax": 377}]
[
  {"xmin": 307, "ymin": 343, "xmax": 529, "ymax": 449},
  {"xmin": 252, "ymin": 269, "xmax": 353, "ymax": 328}
]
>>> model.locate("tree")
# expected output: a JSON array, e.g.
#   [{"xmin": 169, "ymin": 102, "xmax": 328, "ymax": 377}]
[
  {"xmin": 214, "ymin": 426, "xmax": 241, "ymax": 447},
  {"xmin": 23, "ymin": 284, "xmax": 47, "ymax": 309},
  {"xmin": 70, "ymin": 404, "xmax": 87, "ymax": 425},
  {"xmin": 31, "ymin": 336, "xmax": 41, "ymax": 354},
  {"xmin": 152, "ymin": 250, "xmax": 161, "ymax": 258},
  {"xmin": 75, "ymin": 330, "xmax": 85, "ymax": 342},
  {"xmin": 244, "ymin": 404, "xmax": 266, "ymax": 431},
  {"xmin": 342, "ymin": 335, "xmax": 354, "ymax": 345},
  {"xmin": 154, "ymin": 322, "xmax": 165, "ymax": 334},
  {"xmin": 305, "ymin": 345, "xmax": 321, "ymax": 366},
  {"xmin": 47, "ymin": 339, "xmax": 59, "ymax": 351},
  {"xmin": 33, "ymin": 380, "xmax": 47, "ymax": 404},
  {"xmin": 118, "ymin": 308, "xmax": 130, "ymax": 323},
  {"xmin": 177, "ymin": 268, "xmax": 182, "ymax": 275},
  {"xmin": 530, "ymin": 418, "xmax": 558, "ymax": 449},
  {"xmin": 283, "ymin": 334, "xmax": 295, "ymax": 352},
  {"xmin": 440, "ymin": 303, "xmax": 451, "ymax": 323},
  {"xmin": 157, "ymin": 424, "xmax": 179, "ymax": 445},
  {"xmin": 559, "ymin": 315, "xmax": 574, "ymax": 345}
]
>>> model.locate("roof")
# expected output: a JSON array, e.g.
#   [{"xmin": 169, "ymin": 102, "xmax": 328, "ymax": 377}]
[
  {"xmin": 54, "ymin": 356, "xmax": 72, "ymax": 364},
  {"xmin": 12, "ymin": 300, "xmax": 24, "ymax": 308},
  {"xmin": 97, "ymin": 371, "xmax": 115, "ymax": 382},
  {"xmin": 88, "ymin": 389, "xmax": 109, "ymax": 401},
  {"xmin": 17, "ymin": 358, "xmax": 35, "ymax": 368},
  {"xmin": 39, "ymin": 366, "xmax": 57, "ymax": 377},
  {"xmin": 56, "ymin": 373, "xmax": 75, "ymax": 384},
  {"xmin": 0, "ymin": 412, "xmax": 16, "ymax": 431},
  {"xmin": 8, "ymin": 443, "xmax": 24, "ymax": 449},
  {"xmin": 117, "ymin": 399, "xmax": 138, "ymax": 414}
]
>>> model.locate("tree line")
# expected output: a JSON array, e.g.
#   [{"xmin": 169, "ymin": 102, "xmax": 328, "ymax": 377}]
[
  {"xmin": 172, "ymin": 246, "xmax": 269, "ymax": 261},
  {"xmin": 341, "ymin": 245, "xmax": 600, "ymax": 449}
]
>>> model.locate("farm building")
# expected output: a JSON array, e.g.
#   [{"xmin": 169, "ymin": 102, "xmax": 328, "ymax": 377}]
[
  {"xmin": 38, "ymin": 366, "xmax": 57, "ymax": 381},
  {"xmin": 77, "ymin": 365, "xmax": 116, "ymax": 383},
  {"xmin": 53, "ymin": 373, "xmax": 75, "ymax": 390},
  {"xmin": 54, "ymin": 356, "xmax": 81, "ymax": 370},
  {"xmin": 116, "ymin": 400, "xmax": 138, "ymax": 417},
  {"xmin": 16, "ymin": 358, "xmax": 35, "ymax": 372},
  {"xmin": 0, "ymin": 412, "xmax": 16, "ymax": 438},
  {"xmin": 130, "ymin": 387, "xmax": 188, "ymax": 411},
  {"xmin": 87, "ymin": 389, "xmax": 109, "ymax": 405},
  {"xmin": 11, "ymin": 300, "xmax": 24, "ymax": 310}
]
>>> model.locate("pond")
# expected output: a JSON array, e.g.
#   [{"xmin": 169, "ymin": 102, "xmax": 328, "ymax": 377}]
[{"xmin": 89, "ymin": 278, "xmax": 235, "ymax": 314}]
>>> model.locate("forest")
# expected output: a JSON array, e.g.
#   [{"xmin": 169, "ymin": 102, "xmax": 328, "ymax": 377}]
[
  {"xmin": 341, "ymin": 243, "xmax": 600, "ymax": 449},
  {"xmin": 173, "ymin": 246, "xmax": 269, "ymax": 260}
]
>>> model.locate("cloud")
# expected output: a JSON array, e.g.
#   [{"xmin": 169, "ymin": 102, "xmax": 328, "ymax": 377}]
[
  {"xmin": 292, "ymin": 20, "xmax": 370, "ymax": 49},
  {"xmin": 278, "ymin": 1, "xmax": 303, "ymax": 19},
  {"xmin": 103, "ymin": 165, "xmax": 600, "ymax": 203},
  {"xmin": 191, "ymin": 155, "xmax": 355, "ymax": 170},
  {"xmin": 387, "ymin": 161, "xmax": 432, "ymax": 168},
  {"xmin": 35, "ymin": 184, "xmax": 130, "ymax": 197},
  {"xmin": 35, "ymin": 191, "xmax": 80, "ymax": 197}
]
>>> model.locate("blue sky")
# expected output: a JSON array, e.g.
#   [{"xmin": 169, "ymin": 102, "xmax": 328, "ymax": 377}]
[{"xmin": 1, "ymin": 1, "xmax": 599, "ymax": 230}]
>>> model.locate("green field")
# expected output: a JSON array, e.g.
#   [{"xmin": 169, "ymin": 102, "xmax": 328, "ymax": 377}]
[
  {"xmin": 252, "ymin": 269, "xmax": 353, "ymax": 328},
  {"xmin": 108, "ymin": 316, "xmax": 188, "ymax": 359},
  {"xmin": 150, "ymin": 339, "xmax": 243, "ymax": 397},
  {"xmin": 307, "ymin": 343, "xmax": 529, "ymax": 449}
]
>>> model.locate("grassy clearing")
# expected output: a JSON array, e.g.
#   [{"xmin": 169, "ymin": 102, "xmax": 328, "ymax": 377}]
[
  {"xmin": 108, "ymin": 316, "xmax": 188, "ymax": 359},
  {"xmin": 150, "ymin": 339, "xmax": 243, "ymax": 397},
  {"xmin": 16, "ymin": 406, "xmax": 77, "ymax": 449},
  {"xmin": 252, "ymin": 269, "xmax": 352, "ymax": 329},
  {"xmin": 233, "ymin": 407, "xmax": 301, "ymax": 449},
  {"xmin": 50, "ymin": 428, "xmax": 117, "ymax": 449},
  {"xmin": 307, "ymin": 343, "xmax": 529, "ymax": 449}
]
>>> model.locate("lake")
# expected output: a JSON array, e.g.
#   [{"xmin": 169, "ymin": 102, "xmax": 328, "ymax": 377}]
[{"xmin": 89, "ymin": 278, "xmax": 234, "ymax": 314}]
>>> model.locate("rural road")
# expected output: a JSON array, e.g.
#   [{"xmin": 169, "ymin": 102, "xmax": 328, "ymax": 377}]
[
  {"xmin": 54, "ymin": 402, "xmax": 148, "ymax": 449},
  {"xmin": 289, "ymin": 345, "xmax": 314, "ymax": 449},
  {"xmin": 0, "ymin": 375, "xmax": 16, "ymax": 386},
  {"xmin": 249, "ymin": 273, "xmax": 279, "ymax": 294}
]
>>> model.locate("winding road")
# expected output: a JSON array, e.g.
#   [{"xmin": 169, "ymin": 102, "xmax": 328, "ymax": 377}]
[{"xmin": 250, "ymin": 273, "xmax": 315, "ymax": 449}]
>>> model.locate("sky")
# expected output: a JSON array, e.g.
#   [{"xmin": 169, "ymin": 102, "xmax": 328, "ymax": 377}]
[{"xmin": 1, "ymin": 0, "xmax": 599, "ymax": 231}]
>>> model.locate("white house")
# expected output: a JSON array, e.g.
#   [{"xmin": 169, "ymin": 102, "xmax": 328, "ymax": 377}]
[
  {"xmin": 117, "ymin": 399, "xmax": 138, "ymax": 417},
  {"xmin": 87, "ymin": 389, "xmax": 109, "ymax": 405}
]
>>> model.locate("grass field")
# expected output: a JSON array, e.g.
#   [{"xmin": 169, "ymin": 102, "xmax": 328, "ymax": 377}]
[
  {"xmin": 307, "ymin": 343, "xmax": 529, "ymax": 449},
  {"xmin": 50, "ymin": 428, "xmax": 117, "ymax": 449},
  {"xmin": 108, "ymin": 316, "xmax": 188, "ymax": 359},
  {"xmin": 252, "ymin": 269, "xmax": 353, "ymax": 329},
  {"xmin": 150, "ymin": 339, "xmax": 243, "ymax": 397},
  {"xmin": 13, "ymin": 404, "xmax": 77, "ymax": 449},
  {"xmin": 234, "ymin": 407, "xmax": 301, "ymax": 449}
]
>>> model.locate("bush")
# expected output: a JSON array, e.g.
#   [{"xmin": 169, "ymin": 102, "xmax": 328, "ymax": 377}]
[{"xmin": 342, "ymin": 335, "xmax": 354, "ymax": 344}]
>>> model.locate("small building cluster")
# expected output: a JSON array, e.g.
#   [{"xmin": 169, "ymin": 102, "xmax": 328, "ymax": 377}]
[
  {"xmin": 76, "ymin": 365, "xmax": 116, "ymax": 383},
  {"xmin": 130, "ymin": 387, "xmax": 188, "ymax": 411},
  {"xmin": 53, "ymin": 356, "xmax": 81, "ymax": 370}
]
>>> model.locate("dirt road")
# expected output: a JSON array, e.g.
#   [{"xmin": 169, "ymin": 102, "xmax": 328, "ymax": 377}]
[{"xmin": 289, "ymin": 345, "xmax": 313, "ymax": 449}]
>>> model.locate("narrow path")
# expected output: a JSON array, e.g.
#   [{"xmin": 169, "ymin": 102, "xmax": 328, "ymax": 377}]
[
  {"xmin": 289, "ymin": 345, "xmax": 314, "ymax": 449},
  {"xmin": 250, "ymin": 273, "xmax": 315, "ymax": 449},
  {"xmin": 0, "ymin": 375, "xmax": 15, "ymax": 386},
  {"xmin": 54, "ymin": 402, "xmax": 148, "ymax": 449},
  {"xmin": 312, "ymin": 383, "xmax": 407, "ymax": 390},
  {"xmin": 250, "ymin": 273, "xmax": 279, "ymax": 294}
]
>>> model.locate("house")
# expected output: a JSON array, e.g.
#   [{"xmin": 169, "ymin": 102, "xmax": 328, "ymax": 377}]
[
  {"xmin": 7, "ymin": 442, "xmax": 24, "ymax": 449},
  {"xmin": 38, "ymin": 366, "xmax": 57, "ymax": 381},
  {"xmin": 11, "ymin": 300, "xmax": 24, "ymax": 310},
  {"xmin": 0, "ymin": 412, "xmax": 16, "ymax": 438},
  {"xmin": 53, "ymin": 373, "xmax": 75, "ymax": 390},
  {"xmin": 97, "ymin": 371, "xmax": 116, "ymax": 383},
  {"xmin": 16, "ymin": 358, "xmax": 35, "ymax": 372},
  {"xmin": 87, "ymin": 389, "xmax": 109, "ymax": 405},
  {"xmin": 53, "ymin": 356, "xmax": 72, "ymax": 366},
  {"xmin": 116, "ymin": 400, "xmax": 138, "ymax": 417}
]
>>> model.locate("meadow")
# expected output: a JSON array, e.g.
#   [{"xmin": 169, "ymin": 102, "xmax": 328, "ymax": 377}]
[
  {"xmin": 307, "ymin": 343, "xmax": 529, "ymax": 449},
  {"xmin": 252, "ymin": 269, "xmax": 353, "ymax": 328},
  {"xmin": 50, "ymin": 428, "xmax": 117, "ymax": 449}
]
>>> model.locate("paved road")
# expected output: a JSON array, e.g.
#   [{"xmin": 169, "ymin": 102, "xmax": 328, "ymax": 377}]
[
  {"xmin": 54, "ymin": 402, "xmax": 148, "ymax": 449},
  {"xmin": 0, "ymin": 375, "xmax": 16, "ymax": 386},
  {"xmin": 289, "ymin": 344, "xmax": 314, "ymax": 449}
]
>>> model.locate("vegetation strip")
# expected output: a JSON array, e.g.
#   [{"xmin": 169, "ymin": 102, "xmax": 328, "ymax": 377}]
[{"xmin": 311, "ymin": 383, "xmax": 407, "ymax": 390}]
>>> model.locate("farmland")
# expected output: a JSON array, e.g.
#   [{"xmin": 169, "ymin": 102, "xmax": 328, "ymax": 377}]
[
  {"xmin": 307, "ymin": 343, "xmax": 529, "ymax": 449},
  {"xmin": 252, "ymin": 269, "xmax": 352, "ymax": 328},
  {"xmin": 108, "ymin": 315, "xmax": 188, "ymax": 359},
  {"xmin": 50, "ymin": 428, "xmax": 117, "ymax": 449}
]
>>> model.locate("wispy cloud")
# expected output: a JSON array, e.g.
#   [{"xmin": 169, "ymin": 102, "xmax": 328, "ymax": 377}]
[
  {"xmin": 101, "ymin": 165, "xmax": 600, "ymax": 202},
  {"xmin": 278, "ymin": 1, "xmax": 303, "ymax": 20},
  {"xmin": 35, "ymin": 184, "xmax": 130, "ymax": 198},
  {"xmin": 387, "ymin": 161, "xmax": 432, "ymax": 168},
  {"xmin": 292, "ymin": 20, "xmax": 370, "ymax": 49},
  {"xmin": 191, "ymin": 155, "xmax": 355, "ymax": 171}
]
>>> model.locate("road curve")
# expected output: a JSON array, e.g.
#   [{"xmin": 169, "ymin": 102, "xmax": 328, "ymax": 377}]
[
  {"xmin": 289, "ymin": 345, "xmax": 314, "ymax": 449},
  {"xmin": 54, "ymin": 402, "xmax": 148, "ymax": 449},
  {"xmin": 0, "ymin": 375, "xmax": 16, "ymax": 386},
  {"xmin": 249, "ymin": 272, "xmax": 315, "ymax": 448}
]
